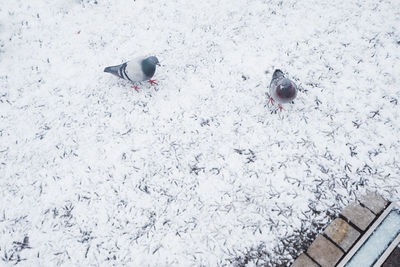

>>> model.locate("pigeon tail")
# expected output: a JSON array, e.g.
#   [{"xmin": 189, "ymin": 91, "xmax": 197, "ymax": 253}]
[{"xmin": 104, "ymin": 65, "xmax": 122, "ymax": 78}]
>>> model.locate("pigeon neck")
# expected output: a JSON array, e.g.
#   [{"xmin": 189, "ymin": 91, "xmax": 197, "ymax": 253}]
[{"xmin": 141, "ymin": 59, "xmax": 156, "ymax": 78}]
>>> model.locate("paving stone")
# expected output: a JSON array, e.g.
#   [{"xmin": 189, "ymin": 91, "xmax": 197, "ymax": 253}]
[
  {"xmin": 359, "ymin": 191, "xmax": 388, "ymax": 215},
  {"xmin": 324, "ymin": 218, "xmax": 360, "ymax": 251},
  {"xmin": 341, "ymin": 202, "xmax": 376, "ymax": 231},
  {"xmin": 291, "ymin": 253, "xmax": 319, "ymax": 267},
  {"xmin": 307, "ymin": 235, "xmax": 344, "ymax": 267}
]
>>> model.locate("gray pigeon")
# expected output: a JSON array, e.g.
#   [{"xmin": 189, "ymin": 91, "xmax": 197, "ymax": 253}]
[
  {"xmin": 104, "ymin": 56, "xmax": 160, "ymax": 92},
  {"xmin": 268, "ymin": 69, "xmax": 298, "ymax": 111}
]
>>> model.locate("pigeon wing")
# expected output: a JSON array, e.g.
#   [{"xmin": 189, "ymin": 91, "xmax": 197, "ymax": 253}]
[{"xmin": 124, "ymin": 57, "xmax": 147, "ymax": 82}]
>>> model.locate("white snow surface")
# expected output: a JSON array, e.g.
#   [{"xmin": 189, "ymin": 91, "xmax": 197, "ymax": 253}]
[{"xmin": 1, "ymin": 0, "xmax": 400, "ymax": 266}]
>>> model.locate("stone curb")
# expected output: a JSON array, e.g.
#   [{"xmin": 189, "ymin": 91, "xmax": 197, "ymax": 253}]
[{"xmin": 291, "ymin": 191, "xmax": 391, "ymax": 267}]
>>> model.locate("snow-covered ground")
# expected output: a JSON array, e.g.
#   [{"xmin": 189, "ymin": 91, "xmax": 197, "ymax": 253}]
[{"xmin": 1, "ymin": 0, "xmax": 399, "ymax": 265}]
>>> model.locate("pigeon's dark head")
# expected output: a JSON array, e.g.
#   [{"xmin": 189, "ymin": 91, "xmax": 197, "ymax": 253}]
[
  {"xmin": 146, "ymin": 56, "xmax": 160, "ymax": 66},
  {"xmin": 272, "ymin": 69, "xmax": 285, "ymax": 80},
  {"xmin": 276, "ymin": 78, "xmax": 296, "ymax": 99},
  {"xmin": 142, "ymin": 56, "xmax": 160, "ymax": 78}
]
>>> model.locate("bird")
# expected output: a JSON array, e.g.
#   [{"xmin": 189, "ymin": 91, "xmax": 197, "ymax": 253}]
[
  {"xmin": 104, "ymin": 56, "xmax": 160, "ymax": 92},
  {"xmin": 268, "ymin": 69, "xmax": 298, "ymax": 111}
]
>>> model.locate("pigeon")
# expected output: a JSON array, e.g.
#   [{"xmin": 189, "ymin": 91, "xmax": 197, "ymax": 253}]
[
  {"xmin": 268, "ymin": 69, "xmax": 298, "ymax": 111},
  {"xmin": 104, "ymin": 56, "xmax": 160, "ymax": 92}
]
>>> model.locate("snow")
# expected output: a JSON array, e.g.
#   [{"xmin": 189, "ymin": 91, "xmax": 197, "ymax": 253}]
[
  {"xmin": 0, "ymin": 0, "xmax": 400, "ymax": 265},
  {"xmin": 346, "ymin": 209, "xmax": 400, "ymax": 267}
]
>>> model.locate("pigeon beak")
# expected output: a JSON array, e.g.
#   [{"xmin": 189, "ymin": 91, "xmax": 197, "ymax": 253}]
[{"xmin": 156, "ymin": 63, "xmax": 161, "ymax": 66}]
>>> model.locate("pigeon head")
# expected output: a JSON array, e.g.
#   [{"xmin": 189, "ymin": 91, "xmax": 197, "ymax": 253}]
[
  {"xmin": 141, "ymin": 56, "xmax": 160, "ymax": 78},
  {"xmin": 276, "ymin": 78, "xmax": 296, "ymax": 99},
  {"xmin": 147, "ymin": 56, "xmax": 160, "ymax": 66},
  {"xmin": 272, "ymin": 69, "xmax": 285, "ymax": 80}
]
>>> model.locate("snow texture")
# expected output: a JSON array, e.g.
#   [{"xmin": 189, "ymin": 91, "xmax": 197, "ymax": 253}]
[{"xmin": 0, "ymin": 0, "xmax": 400, "ymax": 266}]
